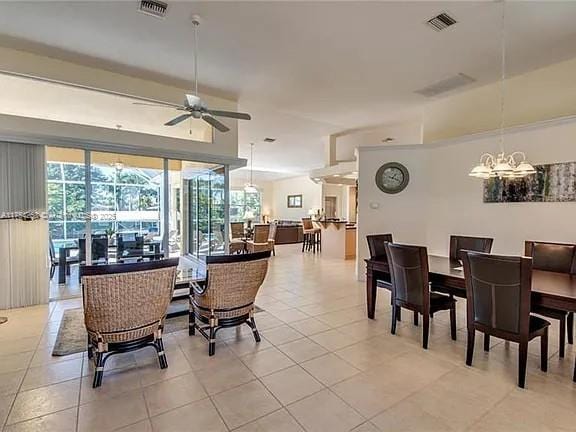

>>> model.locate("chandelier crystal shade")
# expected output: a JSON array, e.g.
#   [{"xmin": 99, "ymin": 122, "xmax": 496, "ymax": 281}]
[{"xmin": 469, "ymin": 0, "xmax": 535, "ymax": 181}]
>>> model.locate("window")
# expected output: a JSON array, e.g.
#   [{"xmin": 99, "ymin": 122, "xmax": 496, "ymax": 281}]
[{"xmin": 230, "ymin": 189, "xmax": 261, "ymax": 222}]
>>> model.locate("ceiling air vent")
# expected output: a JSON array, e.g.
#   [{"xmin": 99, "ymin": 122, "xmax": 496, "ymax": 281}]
[
  {"xmin": 138, "ymin": 0, "xmax": 168, "ymax": 18},
  {"xmin": 426, "ymin": 12, "xmax": 457, "ymax": 31},
  {"xmin": 263, "ymin": 138, "xmax": 276, "ymax": 143},
  {"xmin": 414, "ymin": 73, "xmax": 476, "ymax": 98}
]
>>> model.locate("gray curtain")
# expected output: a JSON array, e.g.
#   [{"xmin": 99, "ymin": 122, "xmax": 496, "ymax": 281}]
[{"xmin": 0, "ymin": 142, "xmax": 46, "ymax": 214}]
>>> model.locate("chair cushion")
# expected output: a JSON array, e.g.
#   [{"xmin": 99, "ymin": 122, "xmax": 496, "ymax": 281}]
[
  {"xmin": 430, "ymin": 291, "xmax": 456, "ymax": 312},
  {"xmin": 532, "ymin": 305, "xmax": 567, "ymax": 320},
  {"xmin": 529, "ymin": 315, "xmax": 551, "ymax": 334}
]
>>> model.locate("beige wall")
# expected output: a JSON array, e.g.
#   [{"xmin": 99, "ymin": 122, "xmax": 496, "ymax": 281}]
[
  {"xmin": 271, "ymin": 176, "xmax": 322, "ymax": 221},
  {"xmin": 357, "ymin": 119, "xmax": 576, "ymax": 279},
  {"xmin": 0, "ymin": 46, "xmax": 238, "ymax": 160}
]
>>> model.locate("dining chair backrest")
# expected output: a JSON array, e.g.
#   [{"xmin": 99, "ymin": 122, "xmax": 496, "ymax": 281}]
[
  {"xmin": 384, "ymin": 243, "xmax": 429, "ymax": 309},
  {"xmin": 79, "ymin": 237, "xmax": 109, "ymax": 263},
  {"xmin": 524, "ymin": 241, "xmax": 576, "ymax": 274},
  {"xmin": 230, "ymin": 222, "xmax": 245, "ymax": 240},
  {"xmin": 301, "ymin": 218, "xmax": 314, "ymax": 231},
  {"xmin": 117, "ymin": 234, "xmax": 144, "ymax": 258},
  {"xmin": 462, "ymin": 251, "xmax": 532, "ymax": 337},
  {"xmin": 252, "ymin": 224, "xmax": 270, "ymax": 244},
  {"xmin": 366, "ymin": 234, "xmax": 394, "ymax": 259},
  {"xmin": 80, "ymin": 258, "xmax": 178, "ymax": 337},
  {"xmin": 202, "ymin": 252, "xmax": 270, "ymax": 312},
  {"xmin": 449, "ymin": 235, "xmax": 494, "ymax": 261}
]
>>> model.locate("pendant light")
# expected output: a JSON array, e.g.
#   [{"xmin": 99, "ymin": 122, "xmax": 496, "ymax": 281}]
[
  {"xmin": 469, "ymin": 0, "xmax": 535, "ymax": 180},
  {"xmin": 244, "ymin": 143, "xmax": 258, "ymax": 193}
]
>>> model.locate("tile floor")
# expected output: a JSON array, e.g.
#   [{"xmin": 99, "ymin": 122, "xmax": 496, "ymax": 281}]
[{"xmin": 1, "ymin": 244, "xmax": 575, "ymax": 431}]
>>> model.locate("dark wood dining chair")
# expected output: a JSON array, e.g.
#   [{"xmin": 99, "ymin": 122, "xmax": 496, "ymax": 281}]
[
  {"xmin": 384, "ymin": 243, "xmax": 457, "ymax": 349},
  {"xmin": 462, "ymin": 251, "xmax": 550, "ymax": 388},
  {"xmin": 366, "ymin": 234, "xmax": 399, "ymax": 319},
  {"xmin": 431, "ymin": 235, "xmax": 493, "ymax": 298},
  {"xmin": 117, "ymin": 233, "xmax": 144, "ymax": 263},
  {"xmin": 525, "ymin": 241, "xmax": 575, "ymax": 358}
]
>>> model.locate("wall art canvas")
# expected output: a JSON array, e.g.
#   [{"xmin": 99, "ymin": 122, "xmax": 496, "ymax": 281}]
[{"xmin": 483, "ymin": 161, "xmax": 576, "ymax": 203}]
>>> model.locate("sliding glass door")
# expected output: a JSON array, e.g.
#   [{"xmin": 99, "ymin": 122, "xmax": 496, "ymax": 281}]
[
  {"xmin": 184, "ymin": 162, "xmax": 227, "ymax": 257},
  {"xmin": 46, "ymin": 146, "xmax": 229, "ymax": 299}
]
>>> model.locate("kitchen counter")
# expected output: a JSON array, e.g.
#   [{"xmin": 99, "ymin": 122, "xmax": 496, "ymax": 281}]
[{"xmin": 317, "ymin": 221, "xmax": 356, "ymax": 260}]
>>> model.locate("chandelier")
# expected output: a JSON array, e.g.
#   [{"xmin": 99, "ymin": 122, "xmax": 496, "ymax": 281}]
[
  {"xmin": 244, "ymin": 143, "xmax": 258, "ymax": 193},
  {"xmin": 469, "ymin": 1, "xmax": 535, "ymax": 180}
]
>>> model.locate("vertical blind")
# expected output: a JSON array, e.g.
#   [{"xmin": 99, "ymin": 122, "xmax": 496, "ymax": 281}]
[{"xmin": 0, "ymin": 142, "xmax": 49, "ymax": 309}]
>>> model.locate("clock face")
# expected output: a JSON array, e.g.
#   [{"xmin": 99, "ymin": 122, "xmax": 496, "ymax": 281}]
[{"xmin": 375, "ymin": 162, "xmax": 409, "ymax": 194}]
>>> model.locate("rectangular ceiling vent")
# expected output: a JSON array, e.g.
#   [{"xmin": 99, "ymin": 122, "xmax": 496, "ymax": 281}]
[
  {"xmin": 138, "ymin": 0, "xmax": 168, "ymax": 18},
  {"xmin": 263, "ymin": 138, "xmax": 276, "ymax": 143},
  {"xmin": 414, "ymin": 73, "xmax": 476, "ymax": 98},
  {"xmin": 426, "ymin": 12, "xmax": 457, "ymax": 31}
]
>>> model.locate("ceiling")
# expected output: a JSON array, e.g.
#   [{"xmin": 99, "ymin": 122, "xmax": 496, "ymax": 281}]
[{"xmin": 2, "ymin": 1, "xmax": 576, "ymax": 174}]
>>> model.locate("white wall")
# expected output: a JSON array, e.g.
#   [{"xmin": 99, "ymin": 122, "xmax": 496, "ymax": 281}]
[
  {"xmin": 356, "ymin": 119, "xmax": 576, "ymax": 279},
  {"xmin": 323, "ymin": 184, "xmax": 346, "ymax": 219},
  {"xmin": 271, "ymin": 176, "xmax": 322, "ymax": 220}
]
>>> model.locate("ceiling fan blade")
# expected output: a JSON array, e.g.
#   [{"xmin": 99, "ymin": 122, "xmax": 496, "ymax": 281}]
[
  {"xmin": 202, "ymin": 114, "xmax": 230, "ymax": 132},
  {"xmin": 133, "ymin": 102, "xmax": 178, "ymax": 108},
  {"xmin": 165, "ymin": 113, "xmax": 193, "ymax": 126},
  {"xmin": 206, "ymin": 110, "xmax": 251, "ymax": 121}
]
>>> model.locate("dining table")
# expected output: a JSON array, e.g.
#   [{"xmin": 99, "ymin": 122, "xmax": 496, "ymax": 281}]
[{"xmin": 365, "ymin": 255, "xmax": 576, "ymax": 319}]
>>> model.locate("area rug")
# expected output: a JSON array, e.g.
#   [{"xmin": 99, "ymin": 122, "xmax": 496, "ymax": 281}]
[{"xmin": 52, "ymin": 304, "xmax": 264, "ymax": 357}]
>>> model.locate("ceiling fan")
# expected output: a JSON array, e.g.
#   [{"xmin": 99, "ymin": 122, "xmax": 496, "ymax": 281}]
[{"xmin": 134, "ymin": 15, "xmax": 251, "ymax": 132}]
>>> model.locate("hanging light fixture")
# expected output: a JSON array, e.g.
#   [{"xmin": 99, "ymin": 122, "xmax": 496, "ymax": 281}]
[
  {"xmin": 244, "ymin": 143, "xmax": 258, "ymax": 193},
  {"xmin": 469, "ymin": 1, "xmax": 536, "ymax": 180}
]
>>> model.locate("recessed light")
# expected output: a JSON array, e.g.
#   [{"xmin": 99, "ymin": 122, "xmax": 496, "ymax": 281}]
[{"xmin": 333, "ymin": 174, "xmax": 341, "ymax": 177}]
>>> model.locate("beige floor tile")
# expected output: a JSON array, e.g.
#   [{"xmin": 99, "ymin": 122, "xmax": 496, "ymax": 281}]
[
  {"xmin": 241, "ymin": 347, "xmax": 295, "ymax": 378},
  {"xmin": 143, "ymin": 372, "xmax": 207, "ymax": 417},
  {"xmin": 225, "ymin": 334, "xmax": 273, "ymax": 357},
  {"xmin": 150, "ymin": 398, "xmax": 227, "ymax": 432},
  {"xmin": 289, "ymin": 318, "xmax": 332, "ymax": 336},
  {"xmin": 273, "ymin": 308, "xmax": 311, "ymax": 324},
  {"xmin": 20, "ymin": 358, "xmax": 82, "ymax": 391},
  {"xmin": 7, "ymin": 379, "xmax": 80, "ymax": 425},
  {"xmin": 235, "ymin": 408, "xmax": 305, "ymax": 432},
  {"xmin": 29, "ymin": 347, "xmax": 83, "ymax": 368},
  {"xmin": 333, "ymin": 334, "xmax": 417, "ymax": 371},
  {"xmin": 301, "ymin": 353, "xmax": 360, "ymax": 386},
  {"xmin": 77, "ymin": 388, "xmax": 148, "ymax": 432},
  {"xmin": 0, "ymin": 370, "xmax": 25, "ymax": 396},
  {"xmin": 316, "ymin": 306, "xmax": 366, "ymax": 328},
  {"xmin": 277, "ymin": 338, "xmax": 328, "ymax": 363},
  {"xmin": 138, "ymin": 349, "xmax": 192, "ymax": 386},
  {"xmin": 0, "ymin": 352, "xmax": 34, "ymax": 375},
  {"xmin": 371, "ymin": 399, "xmax": 455, "ymax": 432},
  {"xmin": 287, "ymin": 389, "xmax": 364, "ymax": 432},
  {"xmin": 261, "ymin": 325, "xmax": 305, "ymax": 346},
  {"xmin": 3, "ymin": 407, "xmax": 77, "ymax": 432},
  {"xmin": 337, "ymin": 318, "xmax": 389, "ymax": 340},
  {"xmin": 181, "ymin": 342, "xmax": 238, "ymax": 372},
  {"xmin": 195, "ymin": 359, "xmax": 256, "ymax": 395},
  {"xmin": 261, "ymin": 365, "xmax": 324, "ymax": 405},
  {"xmin": 0, "ymin": 393, "xmax": 16, "ymax": 427},
  {"xmin": 352, "ymin": 422, "xmax": 380, "ymax": 432},
  {"xmin": 80, "ymin": 366, "xmax": 142, "ymax": 404},
  {"xmin": 212, "ymin": 380, "xmax": 281, "ymax": 429},
  {"xmin": 468, "ymin": 386, "xmax": 576, "ymax": 432},
  {"xmin": 309, "ymin": 329, "xmax": 361, "ymax": 351},
  {"xmin": 116, "ymin": 419, "xmax": 153, "ymax": 432},
  {"xmin": 0, "ymin": 337, "xmax": 39, "ymax": 357}
]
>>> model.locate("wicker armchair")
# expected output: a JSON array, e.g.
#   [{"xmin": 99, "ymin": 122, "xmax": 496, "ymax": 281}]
[
  {"xmin": 246, "ymin": 224, "xmax": 271, "ymax": 254},
  {"xmin": 80, "ymin": 258, "xmax": 179, "ymax": 388},
  {"xmin": 229, "ymin": 222, "xmax": 245, "ymax": 254},
  {"xmin": 190, "ymin": 251, "xmax": 271, "ymax": 355}
]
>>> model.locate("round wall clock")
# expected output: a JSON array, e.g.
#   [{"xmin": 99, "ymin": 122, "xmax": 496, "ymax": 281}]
[{"xmin": 375, "ymin": 162, "xmax": 410, "ymax": 194}]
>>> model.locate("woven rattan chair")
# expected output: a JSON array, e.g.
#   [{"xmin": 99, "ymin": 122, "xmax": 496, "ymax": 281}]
[
  {"xmin": 229, "ymin": 222, "xmax": 245, "ymax": 254},
  {"xmin": 246, "ymin": 224, "xmax": 271, "ymax": 253},
  {"xmin": 190, "ymin": 251, "xmax": 271, "ymax": 356},
  {"xmin": 80, "ymin": 258, "xmax": 179, "ymax": 388}
]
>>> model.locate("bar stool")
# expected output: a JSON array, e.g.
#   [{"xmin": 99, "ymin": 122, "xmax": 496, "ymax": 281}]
[{"xmin": 301, "ymin": 218, "xmax": 321, "ymax": 253}]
